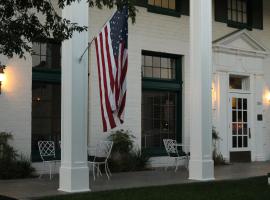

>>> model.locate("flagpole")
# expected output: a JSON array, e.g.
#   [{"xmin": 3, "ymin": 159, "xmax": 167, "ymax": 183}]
[
  {"xmin": 78, "ymin": 8, "xmax": 118, "ymax": 63},
  {"xmin": 79, "ymin": 37, "xmax": 95, "ymax": 63}
]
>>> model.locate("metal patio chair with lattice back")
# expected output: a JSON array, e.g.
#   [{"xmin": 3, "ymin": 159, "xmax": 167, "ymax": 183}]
[
  {"xmin": 88, "ymin": 140, "xmax": 113, "ymax": 181},
  {"xmin": 38, "ymin": 141, "xmax": 59, "ymax": 179},
  {"xmin": 163, "ymin": 139, "xmax": 189, "ymax": 172}
]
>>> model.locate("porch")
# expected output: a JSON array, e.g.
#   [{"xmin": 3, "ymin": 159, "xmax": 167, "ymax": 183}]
[{"xmin": 0, "ymin": 162, "xmax": 270, "ymax": 200}]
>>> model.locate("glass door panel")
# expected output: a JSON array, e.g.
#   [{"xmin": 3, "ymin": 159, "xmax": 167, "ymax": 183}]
[{"xmin": 230, "ymin": 95, "xmax": 249, "ymax": 150}]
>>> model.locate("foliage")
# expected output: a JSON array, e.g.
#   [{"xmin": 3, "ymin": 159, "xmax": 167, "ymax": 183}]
[
  {"xmin": 108, "ymin": 129, "xmax": 135, "ymax": 154},
  {"xmin": 38, "ymin": 177, "xmax": 270, "ymax": 200},
  {"xmin": 212, "ymin": 127, "xmax": 226, "ymax": 166},
  {"xmin": 108, "ymin": 130, "xmax": 149, "ymax": 172},
  {"xmin": 0, "ymin": 132, "xmax": 17, "ymax": 162},
  {"xmin": 0, "ymin": 0, "xmax": 136, "ymax": 58},
  {"xmin": 0, "ymin": 132, "xmax": 35, "ymax": 179}
]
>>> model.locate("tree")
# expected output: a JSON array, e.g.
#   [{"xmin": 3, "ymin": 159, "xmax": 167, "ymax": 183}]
[{"xmin": 0, "ymin": 0, "xmax": 136, "ymax": 59}]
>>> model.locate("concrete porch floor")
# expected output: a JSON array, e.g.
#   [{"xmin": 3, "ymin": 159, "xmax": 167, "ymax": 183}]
[{"xmin": 0, "ymin": 162, "xmax": 270, "ymax": 200}]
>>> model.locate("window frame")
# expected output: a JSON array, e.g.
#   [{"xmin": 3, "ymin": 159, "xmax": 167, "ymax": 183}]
[
  {"xmin": 136, "ymin": 0, "xmax": 181, "ymax": 17},
  {"xmin": 31, "ymin": 39, "xmax": 62, "ymax": 162},
  {"xmin": 32, "ymin": 40, "xmax": 61, "ymax": 83},
  {"xmin": 141, "ymin": 50, "xmax": 182, "ymax": 156},
  {"xmin": 226, "ymin": 0, "xmax": 252, "ymax": 30}
]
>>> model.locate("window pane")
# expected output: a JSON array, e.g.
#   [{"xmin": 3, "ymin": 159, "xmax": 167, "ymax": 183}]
[
  {"xmin": 243, "ymin": 99, "xmax": 247, "ymax": 110},
  {"xmin": 145, "ymin": 56, "xmax": 152, "ymax": 66},
  {"xmin": 238, "ymin": 136, "xmax": 243, "ymax": 147},
  {"xmin": 161, "ymin": 58, "xmax": 168, "ymax": 68},
  {"xmin": 155, "ymin": 0, "xmax": 162, "ymax": 7},
  {"xmin": 232, "ymin": 97, "xmax": 237, "ymax": 109},
  {"xmin": 161, "ymin": 68, "xmax": 168, "ymax": 79},
  {"xmin": 243, "ymin": 136, "xmax": 248, "ymax": 147},
  {"xmin": 227, "ymin": 0, "xmax": 248, "ymax": 25},
  {"xmin": 148, "ymin": 0, "xmax": 154, "ymax": 6},
  {"xmin": 144, "ymin": 66, "xmax": 152, "ymax": 78},
  {"xmin": 162, "ymin": 0, "xmax": 169, "ymax": 8},
  {"xmin": 32, "ymin": 42, "xmax": 61, "ymax": 69},
  {"xmin": 153, "ymin": 67, "xmax": 161, "ymax": 78},
  {"xmin": 153, "ymin": 56, "xmax": 161, "ymax": 68},
  {"xmin": 32, "ymin": 82, "xmax": 61, "ymax": 161},
  {"xmin": 142, "ymin": 91, "xmax": 177, "ymax": 149},
  {"xmin": 41, "ymin": 43, "xmax": 47, "ymax": 56},
  {"xmin": 142, "ymin": 54, "xmax": 177, "ymax": 80},
  {"xmin": 32, "ymin": 43, "xmax": 40, "ymax": 55},
  {"xmin": 238, "ymin": 111, "xmax": 242, "ymax": 122},
  {"xmin": 243, "ymin": 111, "xmax": 247, "ymax": 122},
  {"xmin": 232, "ymin": 111, "xmax": 237, "ymax": 122},
  {"xmin": 232, "ymin": 123, "xmax": 237, "ymax": 135},
  {"xmin": 238, "ymin": 98, "xmax": 242, "ymax": 109},
  {"xmin": 168, "ymin": 0, "xmax": 175, "ymax": 10},
  {"xmin": 243, "ymin": 124, "xmax": 248, "ymax": 135},
  {"xmin": 233, "ymin": 136, "xmax": 237, "ymax": 148},
  {"xmin": 230, "ymin": 76, "xmax": 242, "ymax": 89}
]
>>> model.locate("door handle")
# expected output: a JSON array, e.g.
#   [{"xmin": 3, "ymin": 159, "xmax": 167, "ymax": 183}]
[{"xmin": 249, "ymin": 128, "xmax": 251, "ymax": 139}]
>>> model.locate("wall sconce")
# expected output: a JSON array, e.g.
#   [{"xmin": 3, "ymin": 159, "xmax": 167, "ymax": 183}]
[
  {"xmin": 212, "ymin": 82, "xmax": 217, "ymax": 108},
  {"xmin": 0, "ymin": 65, "xmax": 6, "ymax": 94},
  {"xmin": 266, "ymin": 92, "xmax": 270, "ymax": 103}
]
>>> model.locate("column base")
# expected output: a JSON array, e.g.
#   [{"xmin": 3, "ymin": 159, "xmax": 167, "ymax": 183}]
[
  {"xmin": 189, "ymin": 159, "xmax": 215, "ymax": 181},
  {"xmin": 59, "ymin": 165, "xmax": 90, "ymax": 193}
]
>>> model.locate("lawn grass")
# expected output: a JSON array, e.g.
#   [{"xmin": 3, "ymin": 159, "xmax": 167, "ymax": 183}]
[{"xmin": 39, "ymin": 176, "xmax": 270, "ymax": 200}]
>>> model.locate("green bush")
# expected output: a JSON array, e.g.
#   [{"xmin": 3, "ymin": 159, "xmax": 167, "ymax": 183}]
[
  {"xmin": 212, "ymin": 127, "xmax": 226, "ymax": 166},
  {"xmin": 108, "ymin": 130, "xmax": 149, "ymax": 172},
  {"xmin": 0, "ymin": 132, "xmax": 35, "ymax": 179}
]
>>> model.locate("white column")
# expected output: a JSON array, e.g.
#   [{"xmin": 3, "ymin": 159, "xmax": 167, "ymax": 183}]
[
  {"xmin": 189, "ymin": 0, "xmax": 214, "ymax": 180},
  {"xmin": 59, "ymin": 0, "xmax": 90, "ymax": 192}
]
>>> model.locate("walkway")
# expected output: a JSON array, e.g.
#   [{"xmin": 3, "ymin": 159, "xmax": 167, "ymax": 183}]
[{"xmin": 0, "ymin": 162, "xmax": 269, "ymax": 200}]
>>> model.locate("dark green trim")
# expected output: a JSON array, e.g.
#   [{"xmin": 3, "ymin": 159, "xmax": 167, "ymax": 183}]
[
  {"xmin": 135, "ymin": 0, "xmax": 147, "ymax": 7},
  {"xmin": 142, "ymin": 81, "xmax": 181, "ymax": 91},
  {"xmin": 147, "ymin": 5, "xmax": 181, "ymax": 17},
  {"xmin": 32, "ymin": 69, "xmax": 61, "ymax": 83},
  {"xmin": 227, "ymin": 21, "xmax": 252, "ymax": 30},
  {"xmin": 142, "ymin": 51, "xmax": 182, "ymax": 157},
  {"xmin": 32, "ymin": 37, "xmax": 61, "ymax": 44}
]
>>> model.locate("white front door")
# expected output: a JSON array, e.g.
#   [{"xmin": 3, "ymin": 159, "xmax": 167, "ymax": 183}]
[{"xmin": 228, "ymin": 93, "xmax": 251, "ymax": 153}]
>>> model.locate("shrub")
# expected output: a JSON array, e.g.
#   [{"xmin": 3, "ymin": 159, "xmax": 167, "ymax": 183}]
[
  {"xmin": 108, "ymin": 130, "xmax": 149, "ymax": 172},
  {"xmin": 212, "ymin": 127, "xmax": 226, "ymax": 166},
  {"xmin": 0, "ymin": 132, "xmax": 35, "ymax": 179}
]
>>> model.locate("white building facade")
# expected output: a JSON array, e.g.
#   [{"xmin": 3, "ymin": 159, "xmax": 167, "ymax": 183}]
[{"xmin": 0, "ymin": 0, "xmax": 270, "ymax": 191}]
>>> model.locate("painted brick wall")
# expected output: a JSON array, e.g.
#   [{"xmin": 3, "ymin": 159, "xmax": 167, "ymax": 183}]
[
  {"xmin": 1, "ymin": 0, "xmax": 270, "ymax": 166},
  {"xmin": 0, "ymin": 55, "xmax": 32, "ymax": 158},
  {"xmin": 88, "ymin": 6, "xmax": 191, "ymax": 154}
]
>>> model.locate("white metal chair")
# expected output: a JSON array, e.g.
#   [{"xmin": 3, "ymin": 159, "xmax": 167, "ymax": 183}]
[
  {"xmin": 88, "ymin": 141, "xmax": 113, "ymax": 180},
  {"xmin": 38, "ymin": 141, "xmax": 59, "ymax": 179},
  {"xmin": 163, "ymin": 139, "xmax": 189, "ymax": 172}
]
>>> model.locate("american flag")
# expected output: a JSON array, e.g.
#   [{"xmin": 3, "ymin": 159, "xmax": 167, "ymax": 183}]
[{"xmin": 94, "ymin": 7, "xmax": 128, "ymax": 132}]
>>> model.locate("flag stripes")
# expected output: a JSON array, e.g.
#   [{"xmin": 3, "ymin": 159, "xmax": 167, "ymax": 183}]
[{"xmin": 94, "ymin": 7, "xmax": 128, "ymax": 132}]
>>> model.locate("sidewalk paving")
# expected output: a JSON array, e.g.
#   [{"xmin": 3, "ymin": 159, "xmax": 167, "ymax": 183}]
[{"xmin": 0, "ymin": 162, "xmax": 269, "ymax": 200}]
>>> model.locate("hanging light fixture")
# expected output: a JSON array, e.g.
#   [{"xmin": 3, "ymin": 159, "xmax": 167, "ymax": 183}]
[{"xmin": 0, "ymin": 64, "xmax": 6, "ymax": 94}]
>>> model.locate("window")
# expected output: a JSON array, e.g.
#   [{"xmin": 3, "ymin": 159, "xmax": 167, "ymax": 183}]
[
  {"xmin": 32, "ymin": 42, "xmax": 61, "ymax": 69},
  {"xmin": 215, "ymin": 0, "xmax": 263, "ymax": 30},
  {"xmin": 227, "ymin": 0, "xmax": 249, "ymax": 27},
  {"xmin": 142, "ymin": 55, "xmax": 176, "ymax": 80},
  {"xmin": 31, "ymin": 83, "xmax": 61, "ymax": 161},
  {"xmin": 141, "ymin": 51, "xmax": 182, "ymax": 156},
  {"xmin": 136, "ymin": 0, "xmax": 190, "ymax": 17},
  {"xmin": 147, "ymin": 0, "xmax": 181, "ymax": 17},
  {"xmin": 31, "ymin": 41, "xmax": 61, "ymax": 162},
  {"xmin": 148, "ymin": 0, "xmax": 176, "ymax": 10},
  {"xmin": 229, "ymin": 75, "xmax": 250, "ymax": 91}
]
